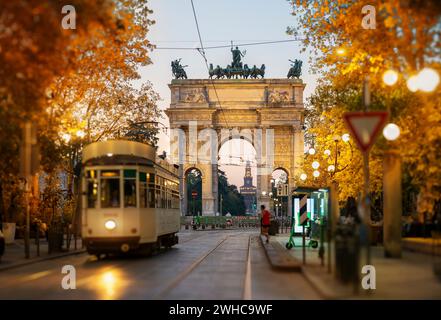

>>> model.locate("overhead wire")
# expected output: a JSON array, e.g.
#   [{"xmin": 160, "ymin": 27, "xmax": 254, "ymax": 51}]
[
  {"xmin": 154, "ymin": 39, "xmax": 304, "ymax": 50},
  {"xmin": 189, "ymin": 0, "xmax": 231, "ymax": 130}
]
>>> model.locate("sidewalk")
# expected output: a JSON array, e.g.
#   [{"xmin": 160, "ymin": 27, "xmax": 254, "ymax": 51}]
[
  {"xmin": 0, "ymin": 238, "xmax": 86, "ymax": 272},
  {"xmin": 261, "ymin": 233, "xmax": 441, "ymax": 299}
]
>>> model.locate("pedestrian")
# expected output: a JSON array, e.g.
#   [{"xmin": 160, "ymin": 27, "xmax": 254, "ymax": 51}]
[{"xmin": 260, "ymin": 204, "xmax": 271, "ymax": 243}]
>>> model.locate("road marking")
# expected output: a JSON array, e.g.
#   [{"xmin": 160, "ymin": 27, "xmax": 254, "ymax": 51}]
[{"xmin": 243, "ymin": 235, "xmax": 252, "ymax": 300}]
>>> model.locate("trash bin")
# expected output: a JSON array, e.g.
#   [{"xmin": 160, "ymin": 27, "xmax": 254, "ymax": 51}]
[
  {"xmin": 334, "ymin": 224, "xmax": 359, "ymax": 284},
  {"xmin": 269, "ymin": 220, "xmax": 279, "ymax": 236}
]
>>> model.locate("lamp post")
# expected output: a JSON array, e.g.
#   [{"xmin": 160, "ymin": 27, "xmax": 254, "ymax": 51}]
[{"xmin": 301, "ymin": 133, "xmax": 353, "ymax": 272}]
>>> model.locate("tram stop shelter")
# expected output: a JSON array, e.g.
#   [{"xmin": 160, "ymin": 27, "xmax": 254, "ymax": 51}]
[
  {"xmin": 291, "ymin": 186, "xmax": 330, "ymax": 234},
  {"xmin": 286, "ymin": 186, "xmax": 332, "ymax": 266}
]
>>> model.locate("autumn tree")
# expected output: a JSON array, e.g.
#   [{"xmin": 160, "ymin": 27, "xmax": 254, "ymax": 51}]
[
  {"xmin": 289, "ymin": 0, "xmax": 441, "ymax": 220},
  {"xmin": 0, "ymin": 1, "xmax": 160, "ymax": 225},
  {"xmin": 0, "ymin": 1, "xmax": 121, "ymax": 224}
]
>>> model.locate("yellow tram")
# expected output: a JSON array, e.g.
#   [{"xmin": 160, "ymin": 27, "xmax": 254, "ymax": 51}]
[{"xmin": 81, "ymin": 140, "xmax": 180, "ymax": 256}]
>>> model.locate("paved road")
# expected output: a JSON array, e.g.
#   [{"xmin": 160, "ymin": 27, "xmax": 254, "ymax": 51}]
[{"xmin": 0, "ymin": 230, "xmax": 319, "ymax": 299}]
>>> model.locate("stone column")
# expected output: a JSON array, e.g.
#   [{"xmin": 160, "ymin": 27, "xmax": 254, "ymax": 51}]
[
  {"xmin": 200, "ymin": 163, "xmax": 215, "ymax": 216},
  {"xmin": 257, "ymin": 170, "xmax": 271, "ymax": 211},
  {"xmin": 383, "ymin": 149, "xmax": 402, "ymax": 258},
  {"xmin": 255, "ymin": 126, "xmax": 272, "ymax": 211}
]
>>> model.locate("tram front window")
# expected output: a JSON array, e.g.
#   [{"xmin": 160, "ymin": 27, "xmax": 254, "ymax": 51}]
[{"xmin": 101, "ymin": 170, "xmax": 120, "ymax": 208}]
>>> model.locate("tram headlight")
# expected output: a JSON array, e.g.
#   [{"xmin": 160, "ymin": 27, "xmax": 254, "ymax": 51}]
[{"xmin": 105, "ymin": 220, "xmax": 117, "ymax": 231}]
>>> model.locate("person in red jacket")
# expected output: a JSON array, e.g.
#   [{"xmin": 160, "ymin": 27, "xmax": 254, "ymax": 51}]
[{"xmin": 260, "ymin": 204, "xmax": 271, "ymax": 243}]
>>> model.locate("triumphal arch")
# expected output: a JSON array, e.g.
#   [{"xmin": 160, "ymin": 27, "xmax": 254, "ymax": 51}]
[{"xmin": 166, "ymin": 53, "xmax": 305, "ymax": 216}]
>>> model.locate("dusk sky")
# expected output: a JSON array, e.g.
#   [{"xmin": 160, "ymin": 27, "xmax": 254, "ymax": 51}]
[{"xmin": 138, "ymin": 0, "xmax": 318, "ymax": 186}]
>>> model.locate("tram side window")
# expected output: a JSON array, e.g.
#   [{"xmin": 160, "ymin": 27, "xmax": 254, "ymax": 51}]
[
  {"xmin": 139, "ymin": 172, "xmax": 147, "ymax": 208},
  {"xmin": 86, "ymin": 170, "xmax": 98, "ymax": 208},
  {"xmin": 172, "ymin": 182, "xmax": 180, "ymax": 209},
  {"xmin": 101, "ymin": 170, "xmax": 120, "ymax": 208},
  {"xmin": 148, "ymin": 174, "xmax": 155, "ymax": 208},
  {"xmin": 124, "ymin": 169, "xmax": 137, "ymax": 208}
]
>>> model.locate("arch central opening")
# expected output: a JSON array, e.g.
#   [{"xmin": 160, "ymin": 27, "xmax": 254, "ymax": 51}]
[{"xmin": 218, "ymin": 137, "xmax": 257, "ymax": 216}]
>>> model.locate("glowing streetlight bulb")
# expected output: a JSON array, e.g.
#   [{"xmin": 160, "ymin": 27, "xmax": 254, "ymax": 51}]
[
  {"xmin": 261, "ymin": 191, "xmax": 267, "ymax": 196},
  {"xmin": 342, "ymin": 133, "xmax": 350, "ymax": 143},
  {"xmin": 300, "ymin": 173, "xmax": 307, "ymax": 181},
  {"xmin": 62, "ymin": 133, "xmax": 71, "ymax": 143},
  {"xmin": 406, "ymin": 75, "xmax": 419, "ymax": 92},
  {"xmin": 76, "ymin": 130, "xmax": 86, "ymax": 138},
  {"xmin": 383, "ymin": 123, "xmax": 400, "ymax": 141},
  {"xmin": 416, "ymin": 68, "xmax": 440, "ymax": 92},
  {"xmin": 327, "ymin": 165, "xmax": 335, "ymax": 172},
  {"xmin": 312, "ymin": 161, "xmax": 320, "ymax": 169},
  {"xmin": 324, "ymin": 149, "xmax": 331, "ymax": 156},
  {"xmin": 383, "ymin": 70, "xmax": 399, "ymax": 86},
  {"xmin": 308, "ymin": 148, "xmax": 316, "ymax": 155},
  {"xmin": 336, "ymin": 48, "xmax": 346, "ymax": 56},
  {"xmin": 313, "ymin": 170, "xmax": 320, "ymax": 178}
]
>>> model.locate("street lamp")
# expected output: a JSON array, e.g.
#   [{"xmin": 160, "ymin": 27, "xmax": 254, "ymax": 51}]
[
  {"xmin": 300, "ymin": 173, "xmax": 307, "ymax": 181},
  {"xmin": 385, "ymin": 67, "xmax": 440, "ymax": 93},
  {"xmin": 406, "ymin": 75, "xmax": 419, "ymax": 92},
  {"xmin": 342, "ymin": 133, "xmax": 350, "ymax": 143},
  {"xmin": 313, "ymin": 170, "xmax": 320, "ymax": 178},
  {"xmin": 417, "ymin": 67, "xmax": 440, "ymax": 92},
  {"xmin": 312, "ymin": 161, "xmax": 320, "ymax": 170},
  {"xmin": 327, "ymin": 165, "xmax": 335, "ymax": 172},
  {"xmin": 308, "ymin": 148, "xmax": 316, "ymax": 155},
  {"xmin": 336, "ymin": 47, "xmax": 346, "ymax": 56},
  {"xmin": 76, "ymin": 130, "xmax": 86, "ymax": 139},
  {"xmin": 383, "ymin": 123, "xmax": 400, "ymax": 141},
  {"xmin": 383, "ymin": 70, "xmax": 399, "ymax": 86},
  {"xmin": 62, "ymin": 133, "xmax": 71, "ymax": 143}
]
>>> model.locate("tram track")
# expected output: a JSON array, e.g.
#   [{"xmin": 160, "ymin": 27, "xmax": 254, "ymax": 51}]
[
  {"xmin": 154, "ymin": 231, "xmax": 252, "ymax": 299},
  {"xmin": 176, "ymin": 229, "xmax": 224, "ymax": 245}
]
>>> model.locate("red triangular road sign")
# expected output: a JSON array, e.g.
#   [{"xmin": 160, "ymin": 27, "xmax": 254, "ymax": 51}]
[{"xmin": 343, "ymin": 111, "xmax": 389, "ymax": 153}]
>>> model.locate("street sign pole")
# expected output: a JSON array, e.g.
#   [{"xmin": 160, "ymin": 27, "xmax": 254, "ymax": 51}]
[
  {"xmin": 363, "ymin": 151, "xmax": 371, "ymax": 266},
  {"xmin": 343, "ymin": 111, "xmax": 388, "ymax": 270},
  {"xmin": 302, "ymin": 225, "xmax": 306, "ymax": 265}
]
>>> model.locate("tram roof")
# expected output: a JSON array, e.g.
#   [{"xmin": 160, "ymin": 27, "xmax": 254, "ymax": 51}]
[{"xmin": 82, "ymin": 140, "xmax": 156, "ymax": 163}]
